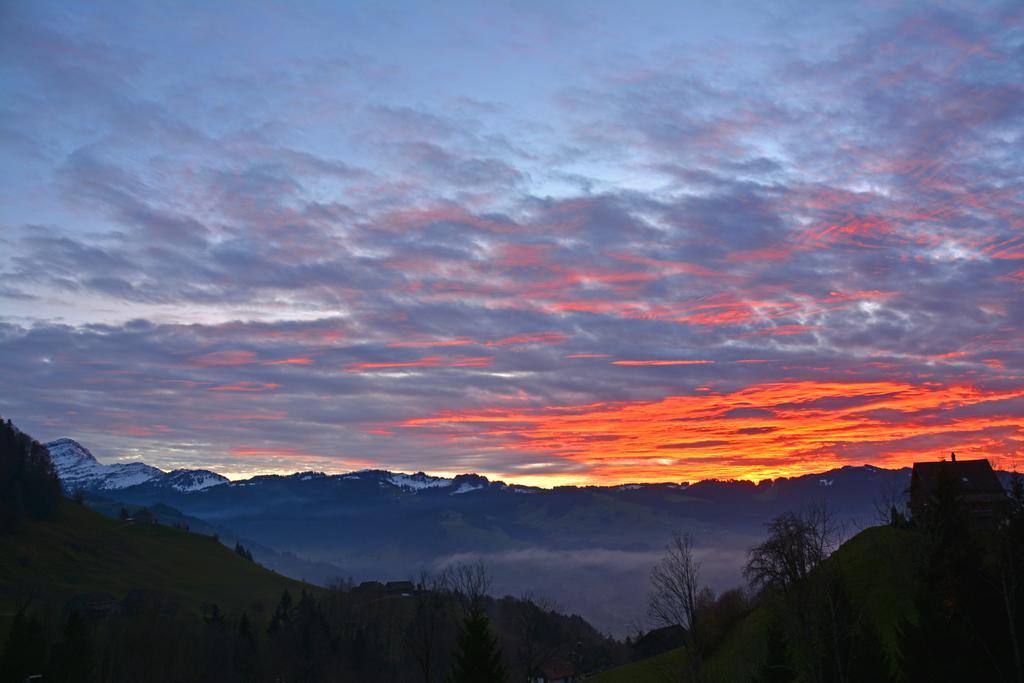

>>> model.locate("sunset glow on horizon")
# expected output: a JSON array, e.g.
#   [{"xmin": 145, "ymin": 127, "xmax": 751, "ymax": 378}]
[{"xmin": 1, "ymin": 1, "xmax": 1021, "ymax": 485}]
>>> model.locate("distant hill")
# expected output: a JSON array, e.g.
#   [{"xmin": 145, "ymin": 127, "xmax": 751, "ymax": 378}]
[
  {"xmin": 0, "ymin": 499, "xmax": 316, "ymax": 632},
  {"xmin": 82, "ymin": 494, "xmax": 348, "ymax": 586}
]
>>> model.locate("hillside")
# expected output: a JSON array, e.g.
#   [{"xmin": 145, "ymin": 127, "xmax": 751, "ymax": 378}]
[
  {"xmin": 0, "ymin": 499, "xmax": 315, "ymax": 637},
  {"xmin": 591, "ymin": 525, "xmax": 917, "ymax": 682}
]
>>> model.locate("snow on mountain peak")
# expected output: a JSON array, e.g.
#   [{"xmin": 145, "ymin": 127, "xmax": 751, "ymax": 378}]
[
  {"xmin": 45, "ymin": 438, "xmax": 225, "ymax": 493},
  {"xmin": 387, "ymin": 472, "xmax": 451, "ymax": 491},
  {"xmin": 163, "ymin": 469, "xmax": 229, "ymax": 492},
  {"xmin": 46, "ymin": 438, "xmax": 99, "ymax": 465}
]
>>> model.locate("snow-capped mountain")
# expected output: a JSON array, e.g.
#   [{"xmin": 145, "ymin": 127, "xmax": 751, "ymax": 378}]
[{"xmin": 45, "ymin": 438, "xmax": 227, "ymax": 493}]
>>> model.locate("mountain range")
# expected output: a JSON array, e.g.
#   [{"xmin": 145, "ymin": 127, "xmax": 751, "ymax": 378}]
[
  {"xmin": 45, "ymin": 437, "xmax": 983, "ymax": 635},
  {"xmin": 47, "ymin": 438, "xmax": 228, "ymax": 493}
]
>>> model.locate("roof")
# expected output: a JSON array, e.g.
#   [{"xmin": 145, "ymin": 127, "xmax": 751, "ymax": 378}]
[
  {"xmin": 540, "ymin": 661, "xmax": 577, "ymax": 679},
  {"xmin": 911, "ymin": 459, "xmax": 1004, "ymax": 495}
]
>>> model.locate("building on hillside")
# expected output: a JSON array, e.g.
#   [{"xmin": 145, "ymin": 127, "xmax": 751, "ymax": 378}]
[
  {"xmin": 909, "ymin": 453, "xmax": 1006, "ymax": 526},
  {"xmin": 529, "ymin": 660, "xmax": 580, "ymax": 683},
  {"xmin": 128, "ymin": 507, "xmax": 157, "ymax": 524}
]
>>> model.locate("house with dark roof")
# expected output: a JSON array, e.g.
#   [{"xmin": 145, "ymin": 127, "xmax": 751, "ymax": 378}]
[
  {"xmin": 909, "ymin": 453, "xmax": 1006, "ymax": 526},
  {"xmin": 128, "ymin": 507, "xmax": 157, "ymax": 525},
  {"xmin": 529, "ymin": 660, "xmax": 580, "ymax": 683}
]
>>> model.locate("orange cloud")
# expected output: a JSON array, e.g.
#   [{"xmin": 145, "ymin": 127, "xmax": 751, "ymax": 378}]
[
  {"xmin": 264, "ymin": 357, "xmax": 315, "ymax": 365},
  {"xmin": 399, "ymin": 381, "xmax": 1024, "ymax": 483}
]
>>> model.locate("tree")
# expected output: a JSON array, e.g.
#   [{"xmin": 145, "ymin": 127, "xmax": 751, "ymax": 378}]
[
  {"xmin": 897, "ymin": 466, "xmax": 1003, "ymax": 682},
  {"xmin": 649, "ymin": 531, "xmax": 706, "ymax": 679},
  {"xmin": 0, "ymin": 604, "xmax": 47, "ymax": 683},
  {"xmin": 511, "ymin": 593, "xmax": 560, "ymax": 679},
  {"xmin": 0, "ymin": 416, "xmax": 63, "ymax": 532},
  {"xmin": 993, "ymin": 470, "xmax": 1024, "ymax": 683},
  {"xmin": 406, "ymin": 570, "xmax": 455, "ymax": 683},
  {"xmin": 50, "ymin": 610, "xmax": 96, "ymax": 683},
  {"xmin": 449, "ymin": 603, "xmax": 507, "ymax": 683},
  {"xmin": 443, "ymin": 561, "xmax": 491, "ymax": 611},
  {"xmin": 268, "ymin": 589, "xmax": 294, "ymax": 634},
  {"xmin": 745, "ymin": 505, "xmax": 839, "ymax": 683},
  {"xmin": 234, "ymin": 542, "xmax": 254, "ymax": 562},
  {"xmin": 744, "ymin": 505, "xmax": 837, "ymax": 596}
]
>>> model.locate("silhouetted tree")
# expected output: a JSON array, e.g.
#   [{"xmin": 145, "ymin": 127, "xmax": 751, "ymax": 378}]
[
  {"xmin": 649, "ymin": 531, "xmax": 707, "ymax": 678},
  {"xmin": 268, "ymin": 589, "xmax": 295, "ymax": 634},
  {"xmin": 202, "ymin": 602, "xmax": 226, "ymax": 626},
  {"xmin": 50, "ymin": 610, "xmax": 95, "ymax": 683},
  {"xmin": 0, "ymin": 416, "xmax": 62, "ymax": 532},
  {"xmin": 449, "ymin": 604, "xmax": 507, "ymax": 683},
  {"xmin": 897, "ymin": 466, "xmax": 1003, "ymax": 682},
  {"xmin": 0, "ymin": 604, "xmax": 48, "ymax": 683}
]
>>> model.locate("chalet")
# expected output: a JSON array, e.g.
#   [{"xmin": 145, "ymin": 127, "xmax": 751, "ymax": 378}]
[
  {"xmin": 529, "ymin": 661, "xmax": 580, "ymax": 683},
  {"xmin": 128, "ymin": 508, "xmax": 157, "ymax": 525},
  {"xmin": 909, "ymin": 453, "xmax": 1006, "ymax": 526}
]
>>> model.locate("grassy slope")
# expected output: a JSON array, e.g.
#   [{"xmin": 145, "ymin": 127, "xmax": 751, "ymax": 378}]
[
  {"xmin": 0, "ymin": 501, "xmax": 315, "ymax": 631},
  {"xmin": 591, "ymin": 525, "xmax": 915, "ymax": 682}
]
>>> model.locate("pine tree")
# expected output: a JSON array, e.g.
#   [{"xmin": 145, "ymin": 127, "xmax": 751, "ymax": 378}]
[
  {"xmin": 268, "ymin": 589, "xmax": 294, "ymax": 634},
  {"xmin": 449, "ymin": 604, "xmax": 507, "ymax": 683},
  {"xmin": 50, "ymin": 610, "xmax": 95, "ymax": 683},
  {"xmin": 0, "ymin": 604, "xmax": 48, "ymax": 683},
  {"xmin": 0, "ymin": 416, "xmax": 62, "ymax": 532}
]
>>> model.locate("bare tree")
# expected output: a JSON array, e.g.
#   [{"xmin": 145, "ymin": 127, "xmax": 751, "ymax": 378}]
[
  {"xmin": 406, "ymin": 570, "xmax": 453, "ymax": 683},
  {"xmin": 512, "ymin": 593, "xmax": 560, "ymax": 679},
  {"xmin": 745, "ymin": 504, "xmax": 838, "ymax": 596},
  {"xmin": 744, "ymin": 504, "xmax": 840, "ymax": 683},
  {"xmin": 873, "ymin": 478, "xmax": 909, "ymax": 527},
  {"xmin": 649, "ymin": 531, "xmax": 705, "ymax": 680},
  {"xmin": 438, "ymin": 561, "xmax": 492, "ymax": 612}
]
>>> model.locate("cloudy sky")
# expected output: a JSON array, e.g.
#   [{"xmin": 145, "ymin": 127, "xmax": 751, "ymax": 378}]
[{"xmin": 1, "ymin": 0, "xmax": 1022, "ymax": 485}]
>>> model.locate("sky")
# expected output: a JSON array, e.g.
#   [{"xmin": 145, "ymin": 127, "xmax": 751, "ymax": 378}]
[{"xmin": 1, "ymin": 0, "xmax": 1022, "ymax": 485}]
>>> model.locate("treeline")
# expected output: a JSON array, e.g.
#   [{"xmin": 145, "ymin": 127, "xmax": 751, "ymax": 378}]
[
  {"xmin": 645, "ymin": 473, "xmax": 1024, "ymax": 682},
  {"xmin": 0, "ymin": 415, "xmax": 62, "ymax": 532},
  {"xmin": 1, "ymin": 564, "xmax": 626, "ymax": 682}
]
